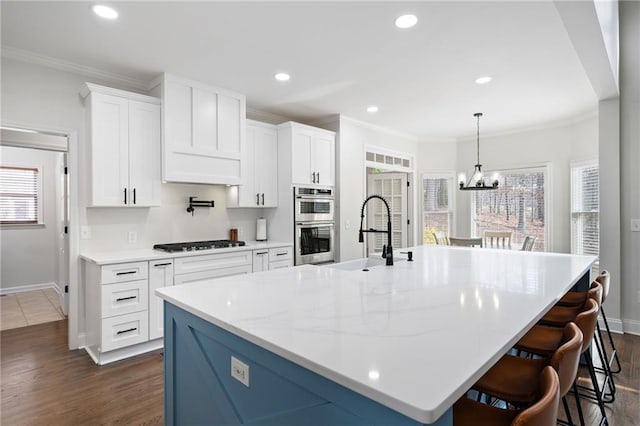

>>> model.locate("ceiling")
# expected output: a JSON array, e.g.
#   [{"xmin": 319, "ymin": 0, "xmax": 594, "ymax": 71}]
[{"xmin": 1, "ymin": 1, "xmax": 597, "ymax": 140}]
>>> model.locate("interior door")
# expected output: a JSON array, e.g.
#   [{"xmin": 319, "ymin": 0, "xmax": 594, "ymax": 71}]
[{"xmin": 366, "ymin": 172, "xmax": 408, "ymax": 256}]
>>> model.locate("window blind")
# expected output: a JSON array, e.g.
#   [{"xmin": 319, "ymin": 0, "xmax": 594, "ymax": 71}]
[
  {"xmin": 0, "ymin": 166, "xmax": 39, "ymax": 224},
  {"xmin": 571, "ymin": 162, "xmax": 599, "ymax": 267},
  {"xmin": 423, "ymin": 176, "xmax": 452, "ymax": 244}
]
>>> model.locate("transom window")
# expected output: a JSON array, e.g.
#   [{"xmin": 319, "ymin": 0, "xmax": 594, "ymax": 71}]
[{"xmin": 0, "ymin": 165, "xmax": 41, "ymax": 224}]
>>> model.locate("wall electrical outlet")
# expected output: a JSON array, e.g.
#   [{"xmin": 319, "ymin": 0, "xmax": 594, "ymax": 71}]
[
  {"xmin": 231, "ymin": 356, "xmax": 249, "ymax": 387},
  {"xmin": 128, "ymin": 231, "xmax": 137, "ymax": 243},
  {"xmin": 80, "ymin": 226, "xmax": 91, "ymax": 239},
  {"xmin": 631, "ymin": 219, "xmax": 640, "ymax": 232}
]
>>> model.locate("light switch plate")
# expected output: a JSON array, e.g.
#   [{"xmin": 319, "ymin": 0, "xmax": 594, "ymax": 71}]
[
  {"xmin": 80, "ymin": 226, "xmax": 91, "ymax": 239},
  {"xmin": 231, "ymin": 356, "xmax": 249, "ymax": 387},
  {"xmin": 631, "ymin": 219, "xmax": 640, "ymax": 232}
]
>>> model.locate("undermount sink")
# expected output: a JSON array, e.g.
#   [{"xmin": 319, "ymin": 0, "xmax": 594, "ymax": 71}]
[{"xmin": 325, "ymin": 256, "xmax": 405, "ymax": 271}]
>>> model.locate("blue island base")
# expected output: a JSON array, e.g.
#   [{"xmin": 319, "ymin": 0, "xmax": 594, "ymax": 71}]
[{"xmin": 164, "ymin": 303, "xmax": 451, "ymax": 425}]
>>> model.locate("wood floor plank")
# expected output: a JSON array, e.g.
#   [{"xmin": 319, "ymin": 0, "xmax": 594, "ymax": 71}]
[{"xmin": 1, "ymin": 320, "xmax": 638, "ymax": 425}]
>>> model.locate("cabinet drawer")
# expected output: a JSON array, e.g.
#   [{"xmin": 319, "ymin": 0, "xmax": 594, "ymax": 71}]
[
  {"xmin": 269, "ymin": 259, "xmax": 293, "ymax": 270},
  {"xmin": 269, "ymin": 246, "xmax": 293, "ymax": 263},
  {"xmin": 101, "ymin": 311, "xmax": 149, "ymax": 352},
  {"xmin": 101, "ymin": 262, "xmax": 148, "ymax": 284},
  {"xmin": 174, "ymin": 251, "xmax": 252, "ymax": 275},
  {"xmin": 174, "ymin": 264, "xmax": 253, "ymax": 286},
  {"xmin": 101, "ymin": 280, "xmax": 148, "ymax": 318}
]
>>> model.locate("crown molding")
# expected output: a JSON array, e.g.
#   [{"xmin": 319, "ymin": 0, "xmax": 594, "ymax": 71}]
[
  {"xmin": 338, "ymin": 115, "xmax": 420, "ymax": 142},
  {"xmin": 456, "ymin": 108, "xmax": 599, "ymax": 142},
  {"xmin": 1, "ymin": 45, "xmax": 150, "ymax": 91},
  {"xmin": 245, "ymin": 107, "xmax": 292, "ymax": 125}
]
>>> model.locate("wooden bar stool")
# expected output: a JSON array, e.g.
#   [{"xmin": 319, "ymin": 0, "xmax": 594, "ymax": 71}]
[
  {"xmin": 471, "ymin": 323, "xmax": 582, "ymax": 425},
  {"xmin": 453, "ymin": 366, "xmax": 560, "ymax": 426}
]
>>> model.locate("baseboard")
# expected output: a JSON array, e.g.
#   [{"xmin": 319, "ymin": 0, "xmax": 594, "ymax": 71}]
[
  {"xmin": 598, "ymin": 317, "xmax": 624, "ymax": 334},
  {"xmin": 0, "ymin": 281, "xmax": 58, "ymax": 295},
  {"xmin": 622, "ymin": 318, "xmax": 640, "ymax": 336}
]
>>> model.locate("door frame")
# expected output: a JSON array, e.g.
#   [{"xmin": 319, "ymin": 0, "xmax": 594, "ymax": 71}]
[
  {"xmin": 2, "ymin": 120, "xmax": 80, "ymax": 350},
  {"xmin": 362, "ymin": 145, "xmax": 417, "ymax": 258}
]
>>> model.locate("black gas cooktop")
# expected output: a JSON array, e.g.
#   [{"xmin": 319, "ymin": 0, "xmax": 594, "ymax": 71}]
[{"xmin": 153, "ymin": 240, "xmax": 246, "ymax": 253}]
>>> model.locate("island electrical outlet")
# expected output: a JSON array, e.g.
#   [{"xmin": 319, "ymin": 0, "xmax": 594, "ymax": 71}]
[{"xmin": 231, "ymin": 356, "xmax": 249, "ymax": 387}]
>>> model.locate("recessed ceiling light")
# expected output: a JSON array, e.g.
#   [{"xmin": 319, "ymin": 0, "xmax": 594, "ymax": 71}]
[
  {"xmin": 475, "ymin": 76, "xmax": 493, "ymax": 85},
  {"xmin": 395, "ymin": 14, "xmax": 418, "ymax": 29},
  {"xmin": 92, "ymin": 4, "xmax": 118, "ymax": 20},
  {"xmin": 275, "ymin": 73, "xmax": 290, "ymax": 82},
  {"xmin": 367, "ymin": 106, "xmax": 379, "ymax": 113}
]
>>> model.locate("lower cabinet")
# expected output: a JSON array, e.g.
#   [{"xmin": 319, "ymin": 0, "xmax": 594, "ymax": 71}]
[
  {"xmin": 83, "ymin": 245, "xmax": 292, "ymax": 365},
  {"xmin": 84, "ymin": 260, "xmax": 159, "ymax": 365},
  {"xmin": 149, "ymin": 259, "xmax": 174, "ymax": 341},
  {"xmin": 253, "ymin": 246, "xmax": 294, "ymax": 272}
]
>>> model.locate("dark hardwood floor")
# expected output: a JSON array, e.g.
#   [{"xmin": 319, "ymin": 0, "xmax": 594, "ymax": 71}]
[{"xmin": 1, "ymin": 319, "xmax": 638, "ymax": 425}]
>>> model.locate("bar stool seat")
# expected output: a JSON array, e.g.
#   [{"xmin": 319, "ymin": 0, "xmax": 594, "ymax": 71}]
[
  {"xmin": 454, "ymin": 367, "xmax": 560, "ymax": 426},
  {"xmin": 539, "ymin": 281, "xmax": 601, "ymax": 327},
  {"xmin": 473, "ymin": 355, "xmax": 547, "ymax": 405},
  {"xmin": 515, "ymin": 325, "xmax": 563, "ymax": 356}
]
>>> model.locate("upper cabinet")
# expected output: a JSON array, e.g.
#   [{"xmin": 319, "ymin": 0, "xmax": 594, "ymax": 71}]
[
  {"xmin": 81, "ymin": 83, "xmax": 161, "ymax": 207},
  {"xmin": 278, "ymin": 122, "xmax": 335, "ymax": 187},
  {"xmin": 227, "ymin": 120, "xmax": 278, "ymax": 208},
  {"xmin": 150, "ymin": 74, "xmax": 246, "ymax": 185}
]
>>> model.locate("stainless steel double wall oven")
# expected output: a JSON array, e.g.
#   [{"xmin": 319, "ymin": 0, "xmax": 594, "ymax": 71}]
[{"xmin": 294, "ymin": 187, "xmax": 335, "ymax": 265}]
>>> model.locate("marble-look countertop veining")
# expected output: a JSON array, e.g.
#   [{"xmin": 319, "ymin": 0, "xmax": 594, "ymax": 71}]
[
  {"xmin": 79, "ymin": 240, "xmax": 293, "ymax": 265},
  {"xmin": 156, "ymin": 245, "xmax": 595, "ymax": 424}
]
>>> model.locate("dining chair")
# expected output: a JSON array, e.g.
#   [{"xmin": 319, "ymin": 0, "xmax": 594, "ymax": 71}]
[
  {"xmin": 483, "ymin": 230, "xmax": 512, "ymax": 249},
  {"xmin": 453, "ymin": 366, "xmax": 560, "ymax": 426},
  {"xmin": 432, "ymin": 231, "xmax": 450, "ymax": 245},
  {"xmin": 520, "ymin": 235, "xmax": 536, "ymax": 251},
  {"xmin": 449, "ymin": 237, "xmax": 483, "ymax": 248}
]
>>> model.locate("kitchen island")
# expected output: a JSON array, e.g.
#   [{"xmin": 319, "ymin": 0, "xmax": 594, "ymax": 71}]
[{"xmin": 156, "ymin": 245, "xmax": 595, "ymax": 425}]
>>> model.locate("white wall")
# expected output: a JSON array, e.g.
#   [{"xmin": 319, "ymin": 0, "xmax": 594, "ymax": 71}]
[
  {"xmin": 454, "ymin": 115, "xmax": 598, "ymax": 253},
  {"xmin": 619, "ymin": 0, "xmax": 640, "ymax": 332},
  {"xmin": 0, "ymin": 146, "xmax": 62, "ymax": 290},
  {"xmin": 334, "ymin": 116, "xmax": 420, "ymax": 262}
]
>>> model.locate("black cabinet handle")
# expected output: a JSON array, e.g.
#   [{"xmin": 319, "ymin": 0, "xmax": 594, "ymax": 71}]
[
  {"xmin": 116, "ymin": 327, "xmax": 137, "ymax": 335},
  {"xmin": 133, "ymin": 188, "xmax": 136, "ymax": 205},
  {"xmin": 317, "ymin": 172, "xmax": 320, "ymax": 183},
  {"xmin": 256, "ymin": 251, "xmax": 268, "ymax": 255},
  {"xmin": 261, "ymin": 193, "xmax": 265, "ymax": 205},
  {"xmin": 276, "ymin": 252, "xmax": 287, "ymax": 256},
  {"xmin": 116, "ymin": 296, "xmax": 137, "ymax": 302},
  {"xmin": 154, "ymin": 262, "xmax": 172, "ymax": 267},
  {"xmin": 123, "ymin": 188, "xmax": 127, "ymax": 205},
  {"xmin": 116, "ymin": 271, "xmax": 137, "ymax": 276},
  {"xmin": 256, "ymin": 193, "xmax": 260, "ymax": 205}
]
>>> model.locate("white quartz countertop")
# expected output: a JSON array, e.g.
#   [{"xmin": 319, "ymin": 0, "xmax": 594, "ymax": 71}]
[
  {"xmin": 79, "ymin": 241, "xmax": 292, "ymax": 265},
  {"xmin": 156, "ymin": 245, "xmax": 595, "ymax": 424}
]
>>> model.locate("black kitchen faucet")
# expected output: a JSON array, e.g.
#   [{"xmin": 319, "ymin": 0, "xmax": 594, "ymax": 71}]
[{"xmin": 358, "ymin": 195, "xmax": 393, "ymax": 266}]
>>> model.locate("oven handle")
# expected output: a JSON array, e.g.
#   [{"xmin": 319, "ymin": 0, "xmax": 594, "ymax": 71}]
[
  {"xmin": 296, "ymin": 221, "xmax": 334, "ymax": 227},
  {"xmin": 295, "ymin": 195, "xmax": 335, "ymax": 200}
]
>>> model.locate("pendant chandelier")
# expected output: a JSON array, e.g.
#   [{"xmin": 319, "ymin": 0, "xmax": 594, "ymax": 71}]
[{"xmin": 459, "ymin": 112, "xmax": 499, "ymax": 190}]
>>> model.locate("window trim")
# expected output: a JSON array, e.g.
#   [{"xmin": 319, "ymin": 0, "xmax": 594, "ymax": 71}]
[
  {"xmin": 0, "ymin": 162, "xmax": 44, "ymax": 227},
  {"xmin": 422, "ymin": 171, "xmax": 456, "ymax": 243},
  {"xmin": 469, "ymin": 163, "xmax": 551, "ymax": 251}
]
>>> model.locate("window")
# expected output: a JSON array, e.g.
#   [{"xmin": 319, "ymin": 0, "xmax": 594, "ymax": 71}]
[
  {"xmin": 472, "ymin": 166, "xmax": 547, "ymax": 250},
  {"xmin": 571, "ymin": 160, "xmax": 599, "ymax": 269},
  {"xmin": 0, "ymin": 165, "xmax": 41, "ymax": 224},
  {"xmin": 423, "ymin": 174, "xmax": 454, "ymax": 244}
]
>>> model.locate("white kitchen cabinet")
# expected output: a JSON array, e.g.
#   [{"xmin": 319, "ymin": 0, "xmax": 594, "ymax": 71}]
[
  {"xmin": 279, "ymin": 122, "xmax": 335, "ymax": 187},
  {"xmin": 227, "ymin": 120, "xmax": 278, "ymax": 208},
  {"xmin": 253, "ymin": 246, "xmax": 293, "ymax": 272},
  {"xmin": 81, "ymin": 83, "xmax": 161, "ymax": 207},
  {"xmin": 252, "ymin": 249, "xmax": 270, "ymax": 272},
  {"xmin": 173, "ymin": 251, "xmax": 253, "ymax": 285},
  {"xmin": 84, "ymin": 260, "xmax": 158, "ymax": 365},
  {"xmin": 148, "ymin": 259, "xmax": 174, "ymax": 341},
  {"xmin": 150, "ymin": 73, "xmax": 246, "ymax": 185}
]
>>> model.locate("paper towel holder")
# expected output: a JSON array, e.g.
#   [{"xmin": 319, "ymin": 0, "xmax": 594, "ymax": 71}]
[{"xmin": 256, "ymin": 217, "xmax": 267, "ymax": 241}]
